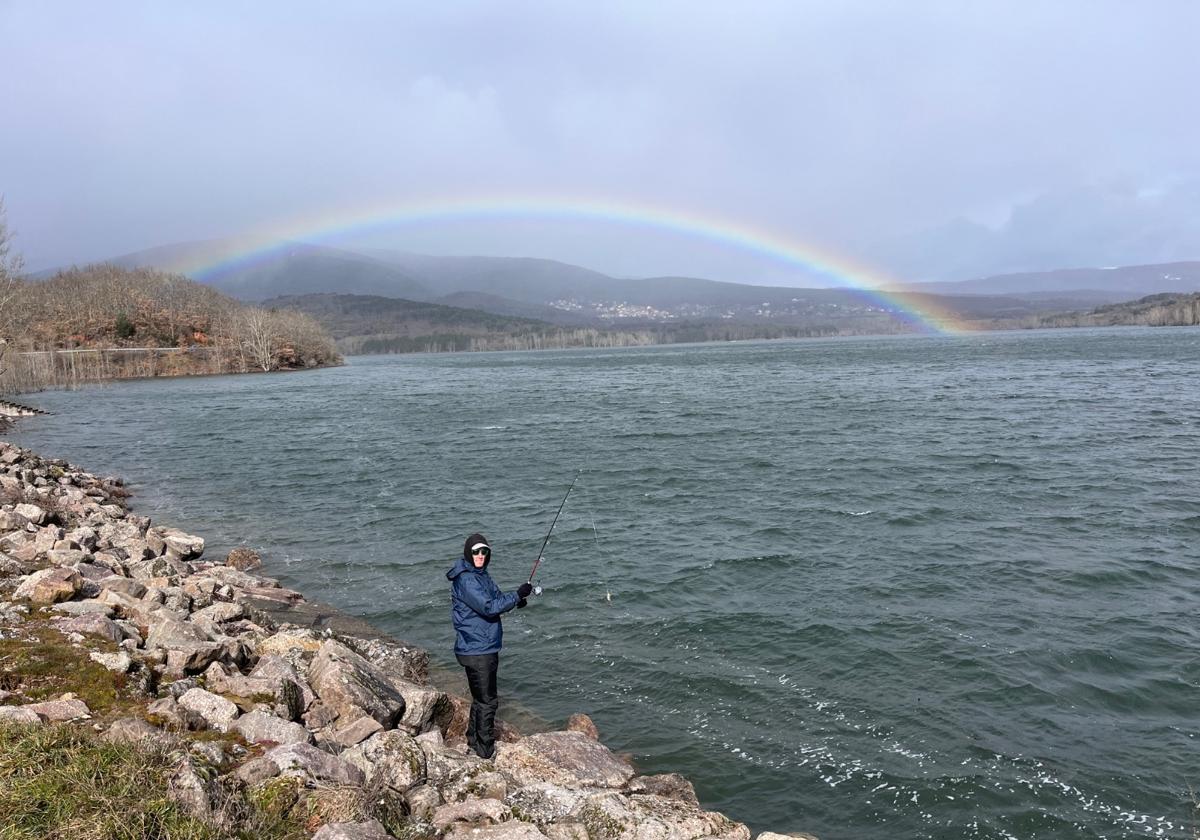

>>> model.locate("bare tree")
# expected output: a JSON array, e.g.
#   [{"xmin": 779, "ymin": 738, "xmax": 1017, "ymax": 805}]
[
  {"xmin": 0, "ymin": 196, "xmax": 25, "ymax": 375},
  {"xmin": 240, "ymin": 307, "xmax": 278, "ymax": 371}
]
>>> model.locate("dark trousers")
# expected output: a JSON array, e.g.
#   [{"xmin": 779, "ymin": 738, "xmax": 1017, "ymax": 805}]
[{"xmin": 456, "ymin": 652, "xmax": 500, "ymax": 759}]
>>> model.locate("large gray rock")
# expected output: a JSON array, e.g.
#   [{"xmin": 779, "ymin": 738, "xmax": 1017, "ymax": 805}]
[
  {"xmin": 627, "ymin": 774, "xmax": 700, "ymax": 806},
  {"xmin": 53, "ymin": 613, "xmax": 125, "ymax": 643},
  {"xmin": 177, "ymin": 687, "xmax": 239, "ymax": 732},
  {"xmin": 506, "ymin": 783, "xmax": 585, "ymax": 828},
  {"xmin": 444, "ymin": 823, "xmax": 550, "ymax": 840},
  {"xmin": 432, "ymin": 798, "xmax": 512, "ymax": 831},
  {"xmin": 342, "ymin": 729, "xmax": 427, "ymax": 793},
  {"xmin": 52, "ymin": 599, "xmax": 115, "ymax": 617},
  {"xmin": 45, "ymin": 548, "xmax": 89, "ymax": 567},
  {"xmin": 99, "ymin": 576, "xmax": 148, "ymax": 599},
  {"xmin": 167, "ymin": 757, "xmax": 217, "ymax": 822},
  {"xmin": 13, "ymin": 567, "xmax": 81, "ymax": 603},
  {"xmin": 327, "ymin": 715, "xmax": 383, "ymax": 749},
  {"xmin": 232, "ymin": 710, "xmax": 312, "ymax": 746},
  {"xmin": 343, "ymin": 635, "xmax": 429, "ymax": 684},
  {"xmin": 391, "ymin": 677, "xmax": 443, "ymax": 733},
  {"xmin": 146, "ymin": 618, "xmax": 221, "ymax": 673},
  {"xmin": 102, "ymin": 716, "xmax": 172, "ymax": 747},
  {"xmin": 308, "ymin": 640, "xmax": 406, "ymax": 728},
  {"xmin": 249, "ymin": 655, "xmax": 315, "ymax": 720},
  {"xmin": 265, "ymin": 742, "xmax": 365, "ymax": 786},
  {"xmin": 14, "ymin": 503, "xmax": 48, "ymax": 525},
  {"xmin": 310, "ymin": 821, "xmax": 392, "ymax": 840},
  {"xmin": 203, "ymin": 662, "xmax": 277, "ymax": 701},
  {"xmin": 494, "ymin": 731, "xmax": 634, "ymax": 790},
  {"xmin": 194, "ymin": 601, "xmax": 243, "ymax": 623},
  {"xmin": 569, "ymin": 793, "xmax": 751, "ymax": 840},
  {"xmin": 24, "ymin": 697, "xmax": 91, "ymax": 721},
  {"xmin": 89, "ymin": 650, "xmax": 133, "ymax": 673},
  {"xmin": 405, "ymin": 784, "xmax": 442, "ymax": 821},
  {"xmin": 0, "ymin": 706, "xmax": 43, "ymax": 725}
]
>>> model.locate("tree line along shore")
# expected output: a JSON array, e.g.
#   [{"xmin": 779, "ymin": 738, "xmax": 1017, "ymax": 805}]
[{"xmin": 0, "ymin": 440, "xmax": 814, "ymax": 840}]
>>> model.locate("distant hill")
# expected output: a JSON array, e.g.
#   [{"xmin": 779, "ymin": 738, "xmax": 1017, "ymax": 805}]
[
  {"xmin": 262, "ymin": 292, "xmax": 556, "ymax": 340},
  {"xmin": 434, "ymin": 291, "xmax": 598, "ymax": 327},
  {"xmin": 903, "ymin": 261, "xmax": 1200, "ymax": 298},
  {"xmin": 1034, "ymin": 292, "xmax": 1200, "ymax": 328},
  {"xmin": 54, "ymin": 239, "xmax": 1200, "ymax": 334},
  {"xmin": 106, "ymin": 240, "xmax": 433, "ymax": 302}
]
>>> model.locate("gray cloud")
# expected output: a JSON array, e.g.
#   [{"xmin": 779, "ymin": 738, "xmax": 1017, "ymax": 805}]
[{"xmin": 3, "ymin": 1, "xmax": 1199, "ymax": 283}]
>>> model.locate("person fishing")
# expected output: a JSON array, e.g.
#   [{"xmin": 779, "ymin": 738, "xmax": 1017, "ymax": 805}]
[{"xmin": 446, "ymin": 533, "xmax": 532, "ymax": 759}]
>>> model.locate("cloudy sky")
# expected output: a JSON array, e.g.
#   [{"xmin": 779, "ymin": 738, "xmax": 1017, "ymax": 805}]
[{"xmin": 3, "ymin": 1, "xmax": 1199, "ymax": 284}]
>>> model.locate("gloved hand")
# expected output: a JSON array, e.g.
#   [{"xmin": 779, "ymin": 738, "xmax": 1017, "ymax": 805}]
[
  {"xmin": 517, "ymin": 582, "xmax": 533, "ymax": 599},
  {"xmin": 517, "ymin": 598, "xmax": 528, "ymax": 609}
]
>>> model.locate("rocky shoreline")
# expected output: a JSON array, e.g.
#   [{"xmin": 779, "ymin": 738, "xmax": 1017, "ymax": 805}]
[{"xmin": 0, "ymin": 441, "xmax": 803, "ymax": 840}]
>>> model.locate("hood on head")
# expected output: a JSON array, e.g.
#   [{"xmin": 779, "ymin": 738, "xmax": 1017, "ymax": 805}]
[{"xmin": 463, "ymin": 533, "xmax": 490, "ymax": 569}]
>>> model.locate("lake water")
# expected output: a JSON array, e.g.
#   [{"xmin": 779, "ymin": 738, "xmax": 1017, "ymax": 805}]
[{"xmin": 11, "ymin": 327, "xmax": 1200, "ymax": 839}]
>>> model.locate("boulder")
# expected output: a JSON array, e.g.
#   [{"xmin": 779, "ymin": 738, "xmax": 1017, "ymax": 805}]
[
  {"xmin": 311, "ymin": 821, "xmax": 393, "ymax": 840},
  {"xmin": 53, "ymin": 613, "xmax": 125, "ymax": 643},
  {"xmin": 226, "ymin": 547, "xmax": 262, "ymax": 571},
  {"xmin": 177, "ymin": 687, "xmax": 240, "ymax": 732},
  {"xmin": 257, "ymin": 629, "xmax": 323, "ymax": 659},
  {"xmin": 99, "ymin": 576, "xmax": 148, "ymax": 599},
  {"xmin": 445, "ymin": 769, "xmax": 507, "ymax": 803},
  {"xmin": 421, "ymin": 739, "xmax": 479, "ymax": 789},
  {"xmin": 494, "ymin": 732, "xmax": 634, "ymax": 790},
  {"xmin": 505, "ymin": 783, "xmax": 585, "ymax": 828},
  {"xmin": 203, "ymin": 662, "xmax": 277, "ymax": 702},
  {"xmin": 24, "ymin": 697, "xmax": 91, "ymax": 721},
  {"xmin": 265, "ymin": 742, "xmax": 365, "ymax": 786},
  {"xmin": 444, "ymin": 823, "xmax": 550, "ymax": 840},
  {"xmin": 167, "ymin": 757, "xmax": 217, "ymax": 821},
  {"xmin": 0, "ymin": 509, "xmax": 29, "ymax": 531},
  {"xmin": 432, "ymin": 798, "xmax": 512, "ymax": 831},
  {"xmin": 343, "ymin": 635, "xmax": 429, "ymax": 684},
  {"xmin": 162, "ymin": 529, "xmax": 205, "ymax": 559},
  {"xmin": 569, "ymin": 793, "xmax": 751, "ymax": 840},
  {"xmin": 250, "ymin": 655, "xmax": 315, "ymax": 718},
  {"xmin": 327, "ymin": 715, "xmax": 383, "ymax": 749},
  {"xmin": 51, "ymin": 599, "xmax": 115, "ymax": 617},
  {"xmin": 627, "ymin": 774, "xmax": 700, "ymax": 806},
  {"xmin": 146, "ymin": 696, "xmax": 190, "ymax": 728},
  {"xmin": 194, "ymin": 601, "xmax": 244, "ymax": 623},
  {"xmin": 89, "ymin": 651, "xmax": 133, "ymax": 673},
  {"xmin": 13, "ymin": 567, "xmax": 81, "ymax": 603},
  {"xmin": 391, "ymin": 678, "xmax": 443, "ymax": 733},
  {"xmin": 234, "ymin": 755, "xmax": 281, "ymax": 786},
  {"xmin": 45, "ymin": 548, "xmax": 89, "ymax": 567},
  {"xmin": 102, "ymin": 716, "xmax": 172, "ymax": 746},
  {"xmin": 232, "ymin": 710, "xmax": 312, "ymax": 746},
  {"xmin": 308, "ymin": 640, "xmax": 406, "ymax": 728},
  {"xmin": 405, "ymin": 784, "xmax": 442, "ymax": 821},
  {"xmin": 146, "ymin": 618, "xmax": 222, "ymax": 673},
  {"xmin": 0, "ymin": 706, "xmax": 43, "ymax": 725},
  {"xmin": 14, "ymin": 503, "xmax": 48, "ymax": 525},
  {"xmin": 565, "ymin": 713, "xmax": 600, "ymax": 741},
  {"xmin": 342, "ymin": 729, "xmax": 427, "ymax": 792}
]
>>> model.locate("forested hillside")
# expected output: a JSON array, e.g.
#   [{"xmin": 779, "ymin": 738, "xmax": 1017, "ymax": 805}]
[{"xmin": 0, "ymin": 265, "xmax": 341, "ymax": 393}]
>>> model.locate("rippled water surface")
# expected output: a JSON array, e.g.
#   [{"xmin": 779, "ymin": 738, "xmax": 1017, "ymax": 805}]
[{"xmin": 13, "ymin": 327, "xmax": 1200, "ymax": 839}]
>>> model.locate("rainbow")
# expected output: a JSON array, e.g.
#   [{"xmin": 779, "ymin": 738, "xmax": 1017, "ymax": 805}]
[{"xmin": 180, "ymin": 195, "xmax": 970, "ymax": 334}]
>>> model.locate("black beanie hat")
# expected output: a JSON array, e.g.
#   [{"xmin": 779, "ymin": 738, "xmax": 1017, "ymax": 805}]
[{"xmin": 464, "ymin": 533, "xmax": 490, "ymax": 562}]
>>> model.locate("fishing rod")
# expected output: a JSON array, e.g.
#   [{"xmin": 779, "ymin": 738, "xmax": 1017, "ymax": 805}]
[{"xmin": 527, "ymin": 469, "xmax": 582, "ymax": 589}]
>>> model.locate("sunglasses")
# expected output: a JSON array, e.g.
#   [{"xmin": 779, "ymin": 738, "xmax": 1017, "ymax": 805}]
[{"xmin": 471, "ymin": 547, "xmax": 491, "ymax": 556}]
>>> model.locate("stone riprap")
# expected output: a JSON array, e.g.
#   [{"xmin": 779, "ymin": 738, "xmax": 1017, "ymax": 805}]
[{"xmin": 0, "ymin": 441, "xmax": 771, "ymax": 840}]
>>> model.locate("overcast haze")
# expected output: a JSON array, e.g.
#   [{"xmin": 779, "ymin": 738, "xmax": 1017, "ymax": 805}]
[{"xmin": 4, "ymin": 1, "xmax": 1200, "ymax": 285}]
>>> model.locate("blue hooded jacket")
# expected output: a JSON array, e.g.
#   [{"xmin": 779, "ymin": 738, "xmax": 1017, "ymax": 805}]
[{"xmin": 447, "ymin": 556, "xmax": 522, "ymax": 655}]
